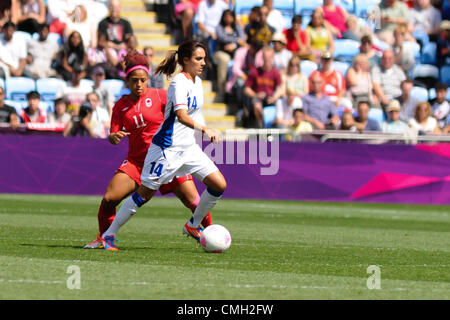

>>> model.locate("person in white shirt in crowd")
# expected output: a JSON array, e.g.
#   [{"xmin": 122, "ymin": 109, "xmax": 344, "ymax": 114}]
[
  {"xmin": 23, "ymin": 22, "xmax": 59, "ymax": 79},
  {"xmin": 263, "ymin": 0, "xmax": 286, "ymax": 34},
  {"xmin": 85, "ymin": 91, "xmax": 110, "ymax": 138},
  {"xmin": 408, "ymin": 101, "xmax": 440, "ymax": 134},
  {"xmin": 410, "ymin": 0, "xmax": 442, "ymax": 40},
  {"xmin": 47, "ymin": 97, "xmax": 71, "ymax": 125},
  {"xmin": 0, "ymin": 21, "xmax": 26, "ymax": 78},
  {"xmin": 392, "ymin": 25, "xmax": 415, "ymax": 73},
  {"xmin": 91, "ymin": 66, "xmax": 115, "ymax": 117},
  {"xmin": 64, "ymin": 4, "xmax": 97, "ymax": 49},
  {"xmin": 194, "ymin": 0, "xmax": 228, "ymax": 43},
  {"xmin": 381, "ymin": 99, "xmax": 411, "ymax": 134},
  {"xmin": 274, "ymin": 87, "xmax": 303, "ymax": 128},
  {"xmin": 271, "ymin": 32, "xmax": 292, "ymax": 74},
  {"xmin": 430, "ymin": 82, "xmax": 450, "ymax": 129},
  {"xmin": 56, "ymin": 64, "xmax": 93, "ymax": 112}
]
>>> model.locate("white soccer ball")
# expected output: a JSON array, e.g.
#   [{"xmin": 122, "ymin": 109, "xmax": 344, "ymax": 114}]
[{"xmin": 199, "ymin": 224, "xmax": 232, "ymax": 253}]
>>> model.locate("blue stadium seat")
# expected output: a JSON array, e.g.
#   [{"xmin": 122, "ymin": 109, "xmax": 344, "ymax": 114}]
[
  {"xmin": 354, "ymin": 0, "xmax": 380, "ymax": 18},
  {"xmin": 332, "ymin": 61, "xmax": 350, "ymax": 76},
  {"xmin": 13, "ymin": 30, "xmax": 32, "ymax": 43},
  {"xmin": 102, "ymin": 79, "xmax": 125, "ymax": 101},
  {"xmin": 36, "ymin": 78, "xmax": 65, "ymax": 102},
  {"xmin": 403, "ymin": 41, "xmax": 421, "ymax": 61},
  {"xmin": 412, "ymin": 64, "xmax": 440, "ymax": 81},
  {"xmin": 5, "ymin": 77, "xmax": 36, "ymax": 100},
  {"xmin": 421, "ymin": 42, "xmax": 437, "ymax": 65},
  {"xmin": 234, "ymin": 0, "xmax": 262, "ymax": 15},
  {"xmin": 440, "ymin": 65, "xmax": 450, "ymax": 85},
  {"xmin": 335, "ymin": 0, "xmax": 355, "ymax": 13},
  {"xmin": 300, "ymin": 60, "xmax": 317, "ymax": 77},
  {"xmin": 333, "ymin": 39, "xmax": 360, "ymax": 63},
  {"xmin": 4, "ymin": 100, "xmax": 27, "ymax": 114},
  {"xmin": 368, "ymin": 107, "xmax": 385, "ymax": 126},
  {"xmin": 263, "ymin": 105, "xmax": 277, "ymax": 128},
  {"xmin": 410, "ymin": 86, "xmax": 429, "ymax": 102},
  {"xmin": 0, "ymin": 78, "xmax": 4, "ymax": 89},
  {"xmin": 294, "ymin": 0, "xmax": 322, "ymax": 15}
]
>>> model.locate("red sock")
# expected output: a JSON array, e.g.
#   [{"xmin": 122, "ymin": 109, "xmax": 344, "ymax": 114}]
[
  {"xmin": 98, "ymin": 199, "xmax": 116, "ymax": 236},
  {"xmin": 187, "ymin": 194, "xmax": 212, "ymax": 228}
]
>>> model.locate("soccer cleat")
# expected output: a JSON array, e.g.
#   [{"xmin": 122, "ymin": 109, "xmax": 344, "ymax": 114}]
[
  {"xmin": 183, "ymin": 222, "xmax": 204, "ymax": 241},
  {"xmin": 102, "ymin": 235, "xmax": 119, "ymax": 251},
  {"xmin": 83, "ymin": 234, "xmax": 103, "ymax": 249},
  {"xmin": 201, "ymin": 212, "xmax": 212, "ymax": 228}
]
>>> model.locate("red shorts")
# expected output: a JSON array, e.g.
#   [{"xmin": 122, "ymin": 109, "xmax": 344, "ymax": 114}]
[{"xmin": 115, "ymin": 159, "xmax": 192, "ymax": 195}]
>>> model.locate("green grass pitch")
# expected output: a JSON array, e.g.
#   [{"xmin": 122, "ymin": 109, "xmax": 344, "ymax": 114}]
[{"xmin": 0, "ymin": 193, "xmax": 449, "ymax": 300}]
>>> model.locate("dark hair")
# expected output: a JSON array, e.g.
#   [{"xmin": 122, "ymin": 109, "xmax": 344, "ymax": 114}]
[
  {"xmin": 39, "ymin": 23, "xmax": 50, "ymax": 32},
  {"xmin": 435, "ymin": 82, "xmax": 448, "ymax": 91},
  {"xmin": 2, "ymin": 21, "xmax": 16, "ymax": 30},
  {"xmin": 357, "ymin": 100, "xmax": 371, "ymax": 108},
  {"xmin": 292, "ymin": 108, "xmax": 305, "ymax": 116},
  {"xmin": 66, "ymin": 31, "xmax": 85, "ymax": 63},
  {"xmin": 123, "ymin": 50, "xmax": 149, "ymax": 79},
  {"xmin": 361, "ymin": 34, "xmax": 372, "ymax": 44},
  {"xmin": 292, "ymin": 15, "xmax": 302, "ymax": 25},
  {"xmin": 26, "ymin": 91, "xmax": 40, "ymax": 100},
  {"xmin": 156, "ymin": 40, "xmax": 206, "ymax": 77},
  {"xmin": 219, "ymin": 9, "xmax": 236, "ymax": 29},
  {"xmin": 54, "ymin": 97, "xmax": 67, "ymax": 105}
]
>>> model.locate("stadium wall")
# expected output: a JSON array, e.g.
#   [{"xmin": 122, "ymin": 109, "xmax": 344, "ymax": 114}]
[{"xmin": 1, "ymin": 134, "xmax": 450, "ymax": 205}]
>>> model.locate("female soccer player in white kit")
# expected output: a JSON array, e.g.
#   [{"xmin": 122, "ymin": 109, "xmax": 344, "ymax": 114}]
[{"xmin": 101, "ymin": 40, "xmax": 227, "ymax": 250}]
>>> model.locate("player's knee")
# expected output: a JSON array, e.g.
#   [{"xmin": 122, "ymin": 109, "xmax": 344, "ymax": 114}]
[{"xmin": 102, "ymin": 195, "xmax": 120, "ymax": 208}]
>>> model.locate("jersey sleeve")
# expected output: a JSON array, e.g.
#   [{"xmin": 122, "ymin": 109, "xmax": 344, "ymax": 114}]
[
  {"xmin": 157, "ymin": 88, "xmax": 167, "ymax": 113},
  {"xmin": 171, "ymin": 77, "xmax": 189, "ymax": 112}
]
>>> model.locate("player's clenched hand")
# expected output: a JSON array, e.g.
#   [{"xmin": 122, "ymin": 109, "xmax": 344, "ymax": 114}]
[
  {"xmin": 204, "ymin": 127, "xmax": 221, "ymax": 144},
  {"xmin": 108, "ymin": 131, "xmax": 130, "ymax": 145}
]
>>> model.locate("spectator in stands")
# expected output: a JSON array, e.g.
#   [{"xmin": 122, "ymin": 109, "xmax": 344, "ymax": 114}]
[
  {"xmin": 396, "ymin": 78, "xmax": 421, "ymax": 122},
  {"xmin": 64, "ymin": 4, "xmax": 97, "ymax": 49},
  {"xmin": 91, "ymin": 66, "xmax": 114, "ymax": 116},
  {"xmin": 359, "ymin": 34, "xmax": 381, "ymax": 69},
  {"xmin": 174, "ymin": 0, "xmax": 202, "ymax": 40},
  {"xmin": 243, "ymin": 46, "xmax": 283, "ymax": 128},
  {"xmin": 306, "ymin": 8, "xmax": 334, "ymax": 62},
  {"xmin": 274, "ymin": 88, "xmax": 303, "ymax": 128},
  {"xmin": 309, "ymin": 51, "xmax": 350, "ymax": 109},
  {"xmin": 143, "ymin": 46, "xmax": 164, "ymax": 89},
  {"xmin": 11, "ymin": 0, "xmax": 46, "ymax": 35},
  {"xmin": 430, "ymin": 82, "xmax": 450, "ymax": 129},
  {"xmin": 56, "ymin": 64, "xmax": 93, "ymax": 112},
  {"xmin": 56, "ymin": 30, "xmax": 88, "ymax": 81},
  {"xmin": 339, "ymin": 111, "xmax": 357, "ymax": 131},
  {"xmin": 245, "ymin": 5, "xmax": 275, "ymax": 46},
  {"xmin": 437, "ymin": 20, "xmax": 450, "ymax": 67},
  {"xmin": 0, "ymin": 21, "xmax": 26, "ymax": 78},
  {"xmin": 46, "ymin": 0, "xmax": 76, "ymax": 36},
  {"xmin": 372, "ymin": 48, "xmax": 407, "ymax": 109},
  {"xmin": 346, "ymin": 54, "xmax": 376, "ymax": 107},
  {"xmin": 408, "ymin": 101, "xmax": 440, "ymax": 134},
  {"xmin": 392, "ymin": 25, "xmax": 415, "ymax": 73},
  {"xmin": 213, "ymin": 9, "xmax": 246, "ymax": 102},
  {"xmin": 85, "ymin": 91, "xmax": 110, "ymax": 138},
  {"xmin": 63, "ymin": 104, "xmax": 95, "ymax": 137},
  {"xmin": 377, "ymin": 0, "xmax": 412, "ymax": 45},
  {"xmin": 282, "ymin": 56, "xmax": 309, "ymax": 98},
  {"xmin": 23, "ymin": 23, "xmax": 59, "ymax": 80},
  {"xmin": 194, "ymin": 0, "xmax": 228, "ymax": 44},
  {"xmin": 0, "ymin": 1, "xmax": 12, "ymax": 27},
  {"xmin": 301, "ymin": 73, "xmax": 340, "ymax": 129},
  {"xmin": 341, "ymin": 15, "xmax": 363, "ymax": 41},
  {"xmin": 354, "ymin": 101, "xmax": 381, "ymax": 132},
  {"xmin": 20, "ymin": 90, "xmax": 46, "ymax": 124},
  {"xmin": 271, "ymin": 32, "xmax": 292, "ymax": 74},
  {"xmin": 410, "ymin": 0, "xmax": 442, "ymax": 41},
  {"xmin": 320, "ymin": 0, "xmax": 349, "ymax": 39},
  {"xmin": 381, "ymin": 99, "xmax": 411, "ymax": 133},
  {"xmin": 48, "ymin": 97, "xmax": 71, "ymax": 125},
  {"xmin": 283, "ymin": 15, "xmax": 312, "ymax": 60},
  {"xmin": 87, "ymin": 32, "xmax": 119, "ymax": 79},
  {"xmin": 225, "ymin": 39, "xmax": 263, "ymax": 114},
  {"xmin": 289, "ymin": 108, "xmax": 313, "ymax": 135},
  {"xmin": 97, "ymin": 0, "xmax": 134, "ymax": 54},
  {"xmin": 263, "ymin": 0, "xmax": 285, "ymax": 34},
  {"xmin": 0, "ymin": 86, "xmax": 19, "ymax": 129}
]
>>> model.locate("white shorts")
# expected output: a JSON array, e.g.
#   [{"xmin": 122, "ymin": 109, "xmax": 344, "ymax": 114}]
[{"xmin": 140, "ymin": 143, "xmax": 219, "ymax": 190}]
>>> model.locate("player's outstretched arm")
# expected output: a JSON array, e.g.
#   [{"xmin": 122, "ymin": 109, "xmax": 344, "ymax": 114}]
[
  {"xmin": 108, "ymin": 131, "xmax": 130, "ymax": 145},
  {"xmin": 175, "ymin": 109, "xmax": 220, "ymax": 143}
]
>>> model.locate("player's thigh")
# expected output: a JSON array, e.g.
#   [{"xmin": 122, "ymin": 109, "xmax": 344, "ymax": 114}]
[
  {"xmin": 104, "ymin": 171, "xmax": 138, "ymax": 204},
  {"xmin": 202, "ymin": 170, "xmax": 227, "ymax": 193}
]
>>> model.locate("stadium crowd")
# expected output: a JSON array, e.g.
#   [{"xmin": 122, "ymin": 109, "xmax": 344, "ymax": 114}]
[{"xmin": 0, "ymin": 0, "xmax": 450, "ymax": 138}]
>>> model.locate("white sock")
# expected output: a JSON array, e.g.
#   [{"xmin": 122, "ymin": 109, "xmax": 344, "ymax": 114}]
[
  {"xmin": 189, "ymin": 188, "xmax": 222, "ymax": 227},
  {"xmin": 102, "ymin": 193, "xmax": 143, "ymax": 237}
]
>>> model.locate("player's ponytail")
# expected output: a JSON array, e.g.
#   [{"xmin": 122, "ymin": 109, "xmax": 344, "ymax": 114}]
[{"xmin": 156, "ymin": 40, "xmax": 207, "ymax": 77}]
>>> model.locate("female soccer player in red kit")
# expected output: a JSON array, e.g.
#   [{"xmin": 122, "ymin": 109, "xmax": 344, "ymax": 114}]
[{"xmin": 84, "ymin": 50, "xmax": 211, "ymax": 249}]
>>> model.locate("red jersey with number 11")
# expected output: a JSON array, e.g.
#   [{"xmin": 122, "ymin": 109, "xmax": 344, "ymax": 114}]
[{"xmin": 110, "ymin": 88, "xmax": 167, "ymax": 164}]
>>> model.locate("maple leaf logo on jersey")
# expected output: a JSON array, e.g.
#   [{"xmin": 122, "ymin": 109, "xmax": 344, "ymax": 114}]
[{"xmin": 145, "ymin": 98, "xmax": 152, "ymax": 107}]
